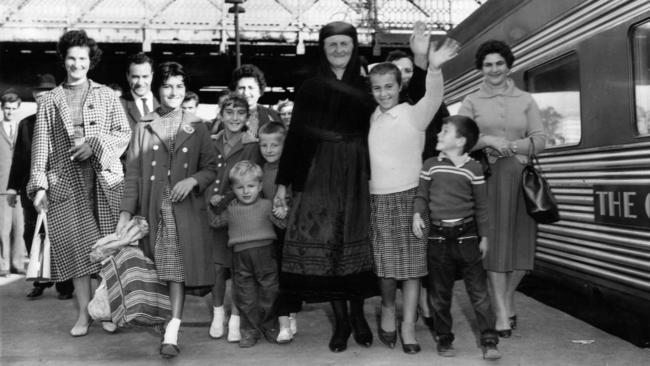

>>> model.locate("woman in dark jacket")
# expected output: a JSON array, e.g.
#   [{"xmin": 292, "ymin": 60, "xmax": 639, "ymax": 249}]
[
  {"xmin": 117, "ymin": 61, "xmax": 217, "ymax": 357},
  {"xmin": 274, "ymin": 21, "xmax": 377, "ymax": 353}
]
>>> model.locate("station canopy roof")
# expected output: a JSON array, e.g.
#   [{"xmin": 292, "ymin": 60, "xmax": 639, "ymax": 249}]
[{"xmin": 0, "ymin": 0, "xmax": 480, "ymax": 46}]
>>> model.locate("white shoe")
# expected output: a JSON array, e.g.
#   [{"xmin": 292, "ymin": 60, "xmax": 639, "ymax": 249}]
[
  {"xmin": 101, "ymin": 321, "xmax": 117, "ymax": 333},
  {"xmin": 289, "ymin": 315, "xmax": 297, "ymax": 335},
  {"xmin": 227, "ymin": 315, "xmax": 241, "ymax": 343},
  {"xmin": 276, "ymin": 326, "xmax": 293, "ymax": 344},
  {"xmin": 209, "ymin": 306, "xmax": 225, "ymax": 339}
]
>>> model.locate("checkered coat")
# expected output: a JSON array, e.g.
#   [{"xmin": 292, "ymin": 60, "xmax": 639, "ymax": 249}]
[
  {"xmin": 121, "ymin": 110, "xmax": 217, "ymax": 287},
  {"xmin": 27, "ymin": 80, "xmax": 131, "ymax": 281}
]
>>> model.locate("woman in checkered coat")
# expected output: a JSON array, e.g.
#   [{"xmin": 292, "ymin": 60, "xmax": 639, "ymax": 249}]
[
  {"xmin": 27, "ymin": 30, "xmax": 131, "ymax": 337},
  {"xmin": 117, "ymin": 61, "xmax": 217, "ymax": 358}
]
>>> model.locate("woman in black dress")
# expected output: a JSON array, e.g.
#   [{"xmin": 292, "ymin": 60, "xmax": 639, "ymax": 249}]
[{"xmin": 274, "ymin": 21, "xmax": 377, "ymax": 352}]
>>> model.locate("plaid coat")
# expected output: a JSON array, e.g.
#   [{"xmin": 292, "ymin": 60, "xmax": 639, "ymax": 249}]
[
  {"xmin": 121, "ymin": 110, "xmax": 217, "ymax": 287},
  {"xmin": 27, "ymin": 80, "xmax": 131, "ymax": 281}
]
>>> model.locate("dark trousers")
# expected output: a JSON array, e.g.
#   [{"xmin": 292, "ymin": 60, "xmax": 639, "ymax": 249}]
[
  {"xmin": 273, "ymin": 227, "xmax": 302, "ymax": 316},
  {"xmin": 425, "ymin": 219, "xmax": 497, "ymax": 345},
  {"xmin": 21, "ymin": 192, "xmax": 74, "ymax": 294},
  {"xmin": 233, "ymin": 245, "xmax": 279, "ymax": 336}
]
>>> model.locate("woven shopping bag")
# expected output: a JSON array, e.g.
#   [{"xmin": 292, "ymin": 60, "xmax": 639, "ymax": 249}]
[{"xmin": 25, "ymin": 212, "xmax": 51, "ymax": 282}]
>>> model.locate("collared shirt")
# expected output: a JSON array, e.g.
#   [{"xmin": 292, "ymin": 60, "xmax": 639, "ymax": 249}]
[
  {"xmin": 368, "ymin": 68, "xmax": 443, "ymax": 195},
  {"xmin": 131, "ymin": 90, "xmax": 155, "ymax": 117},
  {"xmin": 414, "ymin": 152, "xmax": 489, "ymax": 237},
  {"xmin": 2, "ymin": 120, "xmax": 17, "ymax": 140}
]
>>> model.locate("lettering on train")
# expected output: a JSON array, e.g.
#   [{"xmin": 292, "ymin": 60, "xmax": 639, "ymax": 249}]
[{"xmin": 593, "ymin": 185, "xmax": 650, "ymax": 229}]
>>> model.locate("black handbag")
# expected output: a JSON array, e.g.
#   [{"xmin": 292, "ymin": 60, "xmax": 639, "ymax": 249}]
[{"xmin": 521, "ymin": 138, "xmax": 559, "ymax": 224}]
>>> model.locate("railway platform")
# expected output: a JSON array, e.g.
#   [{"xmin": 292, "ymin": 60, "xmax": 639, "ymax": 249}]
[{"xmin": 1, "ymin": 274, "xmax": 648, "ymax": 365}]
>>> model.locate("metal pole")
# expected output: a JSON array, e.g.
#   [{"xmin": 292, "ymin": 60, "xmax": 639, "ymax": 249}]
[{"xmin": 234, "ymin": 6, "xmax": 241, "ymax": 68}]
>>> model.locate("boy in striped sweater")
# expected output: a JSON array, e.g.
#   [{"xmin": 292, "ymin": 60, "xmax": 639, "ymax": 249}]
[
  {"xmin": 209, "ymin": 160, "xmax": 287, "ymax": 348},
  {"xmin": 412, "ymin": 115, "xmax": 501, "ymax": 360}
]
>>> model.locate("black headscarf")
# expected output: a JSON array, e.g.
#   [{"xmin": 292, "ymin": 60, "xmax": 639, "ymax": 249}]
[{"xmin": 317, "ymin": 21, "xmax": 363, "ymax": 85}]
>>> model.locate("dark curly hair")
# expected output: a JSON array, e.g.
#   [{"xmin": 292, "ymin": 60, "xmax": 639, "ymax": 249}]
[
  {"xmin": 229, "ymin": 64, "xmax": 267, "ymax": 97},
  {"xmin": 126, "ymin": 52, "xmax": 154, "ymax": 73},
  {"xmin": 152, "ymin": 61, "xmax": 188, "ymax": 93},
  {"xmin": 57, "ymin": 30, "xmax": 102, "ymax": 69},
  {"xmin": 474, "ymin": 40, "xmax": 515, "ymax": 70}
]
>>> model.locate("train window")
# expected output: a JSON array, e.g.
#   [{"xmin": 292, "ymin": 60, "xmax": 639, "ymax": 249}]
[
  {"xmin": 525, "ymin": 53, "xmax": 581, "ymax": 148},
  {"xmin": 632, "ymin": 21, "xmax": 650, "ymax": 136}
]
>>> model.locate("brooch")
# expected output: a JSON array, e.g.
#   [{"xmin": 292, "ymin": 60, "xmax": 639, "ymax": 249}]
[{"xmin": 183, "ymin": 124, "xmax": 195, "ymax": 134}]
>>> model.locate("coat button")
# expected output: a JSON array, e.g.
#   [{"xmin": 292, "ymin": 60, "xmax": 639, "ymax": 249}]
[
  {"xmin": 150, "ymin": 175, "xmax": 155, "ymax": 181},
  {"xmin": 216, "ymin": 179, "xmax": 220, "ymax": 184},
  {"xmin": 153, "ymin": 145, "xmax": 159, "ymax": 150},
  {"xmin": 213, "ymin": 187, "xmax": 219, "ymax": 192},
  {"xmin": 168, "ymin": 170, "xmax": 171, "ymax": 176},
  {"xmin": 218, "ymin": 163, "xmax": 223, "ymax": 168},
  {"xmin": 218, "ymin": 154, "xmax": 222, "ymax": 159},
  {"xmin": 183, "ymin": 163, "xmax": 188, "ymax": 168},
  {"xmin": 151, "ymin": 161, "xmax": 156, "ymax": 166},
  {"xmin": 182, "ymin": 147, "xmax": 188, "ymax": 153}
]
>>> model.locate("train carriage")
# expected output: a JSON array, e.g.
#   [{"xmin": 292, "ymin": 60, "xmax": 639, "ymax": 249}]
[{"xmin": 442, "ymin": 0, "xmax": 650, "ymax": 335}]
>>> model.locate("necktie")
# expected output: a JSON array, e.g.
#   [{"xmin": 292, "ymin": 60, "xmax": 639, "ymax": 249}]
[{"xmin": 142, "ymin": 98, "xmax": 150, "ymax": 115}]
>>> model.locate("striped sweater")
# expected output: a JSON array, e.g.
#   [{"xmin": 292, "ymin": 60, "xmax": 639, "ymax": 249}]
[{"xmin": 413, "ymin": 153, "xmax": 489, "ymax": 236}]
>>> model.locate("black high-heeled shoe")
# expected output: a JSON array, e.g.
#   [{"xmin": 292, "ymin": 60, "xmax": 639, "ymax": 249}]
[
  {"xmin": 497, "ymin": 329, "xmax": 512, "ymax": 338},
  {"xmin": 350, "ymin": 315, "xmax": 373, "ymax": 347},
  {"xmin": 509, "ymin": 315, "xmax": 518, "ymax": 330},
  {"xmin": 378, "ymin": 327, "xmax": 397, "ymax": 348},
  {"xmin": 329, "ymin": 322, "xmax": 352, "ymax": 352}
]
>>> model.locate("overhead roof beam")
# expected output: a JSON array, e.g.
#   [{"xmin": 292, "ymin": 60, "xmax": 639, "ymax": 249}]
[{"xmin": 0, "ymin": 0, "xmax": 33, "ymax": 27}]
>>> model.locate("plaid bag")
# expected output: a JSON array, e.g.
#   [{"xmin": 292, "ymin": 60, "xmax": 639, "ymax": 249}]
[{"xmin": 101, "ymin": 246, "xmax": 172, "ymax": 327}]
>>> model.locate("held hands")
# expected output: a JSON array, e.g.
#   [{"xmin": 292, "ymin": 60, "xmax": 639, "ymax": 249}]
[
  {"xmin": 273, "ymin": 185, "xmax": 289, "ymax": 213},
  {"xmin": 429, "ymin": 38, "xmax": 460, "ymax": 70},
  {"xmin": 272, "ymin": 205, "xmax": 288, "ymax": 220},
  {"xmin": 115, "ymin": 211, "xmax": 132, "ymax": 238},
  {"xmin": 412, "ymin": 213, "xmax": 426, "ymax": 239},
  {"xmin": 171, "ymin": 177, "xmax": 198, "ymax": 203},
  {"xmin": 479, "ymin": 237, "xmax": 489, "ymax": 259},
  {"xmin": 484, "ymin": 135, "xmax": 515, "ymax": 157},
  {"xmin": 69, "ymin": 142, "xmax": 93, "ymax": 162},
  {"xmin": 33, "ymin": 189, "xmax": 48, "ymax": 213}
]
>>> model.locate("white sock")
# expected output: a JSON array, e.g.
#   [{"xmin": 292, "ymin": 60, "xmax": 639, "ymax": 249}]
[
  {"xmin": 227, "ymin": 315, "xmax": 241, "ymax": 342},
  {"xmin": 210, "ymin": 306, "xmax": 225, "ymax": 338},
  {"xmin": 163, "ymin": 318, "xmax": 181, "ymax": 345}
]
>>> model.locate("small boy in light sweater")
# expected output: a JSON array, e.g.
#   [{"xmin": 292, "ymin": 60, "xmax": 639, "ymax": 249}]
[
  {"xmin": 412, "ymin": 115, "xmax": 501, "ymax": 360},
  {"xmin": 209, "ymin": 160, "xmax": 287, "ymax": 348}
]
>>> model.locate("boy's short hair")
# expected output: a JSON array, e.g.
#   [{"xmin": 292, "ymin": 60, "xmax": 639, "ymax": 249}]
[
  {"xmin": 219, "ymin": 92, "xmax": 250, "ymax": 117},
  {"xmin": 184, "ymin": 91, "xmax": 199, "ymax": 104},
  {"xmin": 443, "ymin": 115, "xmax": 480, "ymax": 154},
  {"xmin": 229, "ymin": 160, "xmax": 263, "ymax": 183},
  {"xmin": 368, "ymin": 62, "xmax": 402, "ymax": 86},
  {"xmin": 258, "ymin": 121, "xmax": 287, "ymax": 138},
  {"xmin": 1, "ymin": 92, "xmax": 21, "ymax": 107}
]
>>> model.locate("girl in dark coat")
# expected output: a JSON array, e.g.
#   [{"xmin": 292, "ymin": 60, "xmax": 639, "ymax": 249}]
[
  {"xmin": 274, "ymin": 21, "xmax": 377, "ymax": 353},
  {"xmin": 117, "ymin": 62, "xmax": 217, "ymax": 358}
]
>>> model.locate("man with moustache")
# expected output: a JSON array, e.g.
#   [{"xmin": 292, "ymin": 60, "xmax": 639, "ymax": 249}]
[{"xmin": 120, "ymin": 53, "xmax": 159, "ymax": 129}]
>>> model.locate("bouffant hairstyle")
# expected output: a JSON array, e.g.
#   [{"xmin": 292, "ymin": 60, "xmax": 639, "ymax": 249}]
[
  {"xmin": 229, "ymin": 64, "xmax": 267, "ymax": 97},
  {"xmin": 443, "ymin": 115, "xmax": 480, "ymax": 153},
  {"xmin": 368, "ymin": 62, "xmax": 403, "ymax": 86},
  {"xmin": 1, "ymin": 92, "xmax": 21, "ymax": 107},
  {"xmin": 386, "ymin": 50, "xmax": 413, "ymax": 63},
  {"xmin": 474, "ymin": 40, "xmax": 515, "ymax": 70},
  {"xmin": 229, "ymin": 160, "xmax": 263, "ymax": 184},
  {"xmin": 57, "ymin": 30, "xmax": 103, "ymax": 69},
  {"xmin": 152, "ymin": 61, "xmax": 188, "ymax": 93}
]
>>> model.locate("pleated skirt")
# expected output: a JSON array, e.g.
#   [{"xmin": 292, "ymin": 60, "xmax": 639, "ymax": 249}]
[
  {"xmin": 370, "ymin": 187, "xmax": 427, "ymax": 279},
  {"xmin": 483, "ymin": 157, "xmax": 537, "ymax": 272}
]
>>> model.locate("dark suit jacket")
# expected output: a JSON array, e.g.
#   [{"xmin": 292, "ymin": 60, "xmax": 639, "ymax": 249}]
[
  {"xmin": 120, "ymin": 92, "xmax": 160, "ymax": 130},
  {"xmin": 7, "ymin": 114, "xmax": 35, "ymax": 196}
]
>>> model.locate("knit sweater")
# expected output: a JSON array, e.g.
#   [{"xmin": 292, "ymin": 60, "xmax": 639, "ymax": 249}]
[
  {"xmin": 209, "ymin": 198, "xmax": 285, "ymax": 252},
  {"xmin": 413, "ymin": 153, "xmax": 489, "ymax": 236}
]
